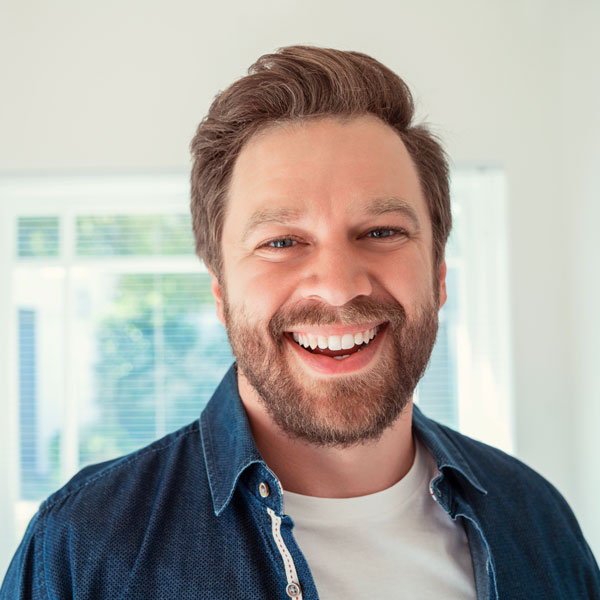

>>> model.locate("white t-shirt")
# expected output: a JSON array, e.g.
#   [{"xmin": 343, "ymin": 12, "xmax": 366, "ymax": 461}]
[{"xmin": 283, "ymin": 438, "xmax": 477, "ymax": 599}]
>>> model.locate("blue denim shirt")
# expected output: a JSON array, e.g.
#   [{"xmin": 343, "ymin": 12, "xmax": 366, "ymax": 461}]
[{"xmin": 2, "ymin": 364, "xmax": 599, "ymax": 599}]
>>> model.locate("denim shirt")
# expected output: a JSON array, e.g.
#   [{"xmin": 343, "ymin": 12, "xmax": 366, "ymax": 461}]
[{"xmin": 2, "ymin": 364, "xmax": 599, "ymax": 599}]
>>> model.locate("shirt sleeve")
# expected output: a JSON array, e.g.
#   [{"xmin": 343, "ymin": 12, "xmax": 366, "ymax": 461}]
[{"xmin": 0, "ymin": 512, "xmax": 48, "ymax": 600}]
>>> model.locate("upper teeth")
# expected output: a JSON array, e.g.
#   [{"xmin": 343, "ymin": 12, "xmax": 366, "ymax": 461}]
[{"xmin": 291, "ymin": 326, "xmax": 380, "ymax": 351}]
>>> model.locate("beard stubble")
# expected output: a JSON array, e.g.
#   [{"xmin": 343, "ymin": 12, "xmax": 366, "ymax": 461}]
[{"xmin": 223, "ymin": 291, "xmax": 439, "ymax": 448}]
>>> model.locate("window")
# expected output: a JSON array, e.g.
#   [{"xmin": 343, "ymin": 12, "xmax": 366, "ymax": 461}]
[{"xmin": 0, "ymin": 170, "xmax": 512, "ymax": 576}]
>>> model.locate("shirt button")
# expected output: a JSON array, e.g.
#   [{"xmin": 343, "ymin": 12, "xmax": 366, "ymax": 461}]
[
  {"xmin": 258, "ymin": 482, "xmax": 270, "ymax": 498},
  {"xmin": 286, "ymin": 581, "xmax": 301, "ymax": 597}
]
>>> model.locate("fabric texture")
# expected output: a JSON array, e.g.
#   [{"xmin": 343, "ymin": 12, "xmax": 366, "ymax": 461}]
[
  {"xmin": 283, "ymin": 437, "xmax": 477, "ymax": 599},
  {"xmin": 2, "ymin": 363, "xmax": 599, "ymax": 599}
]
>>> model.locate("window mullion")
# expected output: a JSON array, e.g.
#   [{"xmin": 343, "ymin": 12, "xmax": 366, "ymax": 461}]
[
  {"xmin": 60, "ymin": 210, "xmax": 79, "ymax": 482},
  {"xmin": 0, "ymin": 192, "xmax": 18, "ymax": 561}
]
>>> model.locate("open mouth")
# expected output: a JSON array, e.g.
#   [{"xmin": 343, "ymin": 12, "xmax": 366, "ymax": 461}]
[{"xmin": 285, "ymin": 323, "xmax": 387, "ymax": 360}]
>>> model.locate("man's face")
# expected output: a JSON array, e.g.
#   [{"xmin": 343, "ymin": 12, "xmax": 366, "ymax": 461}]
[{"xmin": 211, "ymin": 115, "xmax": 447, "ymax": 447}]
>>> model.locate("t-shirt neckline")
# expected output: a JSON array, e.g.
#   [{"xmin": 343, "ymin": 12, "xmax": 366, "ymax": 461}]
[{"xmin": 282, "ymin": 437, "xmax": 433, "ymax": 524}]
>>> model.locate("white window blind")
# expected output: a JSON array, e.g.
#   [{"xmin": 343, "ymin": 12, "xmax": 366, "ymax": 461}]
[{"xmin": 0, "ymin": 170, "xmax": 512, "ymax": 578}]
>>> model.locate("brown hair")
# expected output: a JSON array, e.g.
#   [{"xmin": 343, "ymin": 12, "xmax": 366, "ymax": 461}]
[{"xmin": 190, "ymin": 45, "xmax": 450, "ymax": 280}]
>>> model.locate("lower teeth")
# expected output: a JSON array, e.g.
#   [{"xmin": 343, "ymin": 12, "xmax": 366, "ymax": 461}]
[{"xmin": 333, "ymin": 354, "xmax": 351, "ymax": 360}]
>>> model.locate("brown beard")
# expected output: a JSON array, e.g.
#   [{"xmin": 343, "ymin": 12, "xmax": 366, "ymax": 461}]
[{"xmin": 222, "ymin": 293, "xmax": 439, "ymax": 448}]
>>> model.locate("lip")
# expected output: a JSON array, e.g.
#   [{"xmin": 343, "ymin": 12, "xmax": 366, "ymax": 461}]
[
  {"xmin": 285, "ymin": 320, "xmax": 384, "ymax": 337},
  {"xmin": 285, "ymin": 323, "xmax": 388, "ymax": 375}
]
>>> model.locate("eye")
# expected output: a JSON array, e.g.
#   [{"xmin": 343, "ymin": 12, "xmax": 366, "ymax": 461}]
[
  {"xmin": 259, "ymin": 236, "xmax": 300, "ymax": 250},
  {"xmin": 364, "ymin": 227, "xmax": 407, "ymax": 240},
  {"xmin": 269, "ymin": 238, "xmax": 295, "ymax": 248}
]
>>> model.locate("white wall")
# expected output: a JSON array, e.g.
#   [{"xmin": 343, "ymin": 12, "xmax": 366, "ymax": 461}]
[
  {"xmin": 559, "ymin": 0, "xmax": 600, "ymax": 562},
  {"xmin": 1, "ymin": 0, "xmax": 598, "ymax": 560}
]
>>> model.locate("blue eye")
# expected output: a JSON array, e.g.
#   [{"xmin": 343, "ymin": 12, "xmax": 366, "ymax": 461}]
[
  {"xmin": 266, "ymin": 238, "xmax": 296, "ymax": 249},
  {"xmin": 366, "ymin": 228, "xmax": 404, "ymax": 239}
]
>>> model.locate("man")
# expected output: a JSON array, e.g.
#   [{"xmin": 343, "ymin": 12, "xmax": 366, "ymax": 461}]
[{"xmin": 2, "ymin": 46, "xmax": 599, "ymax": 599}]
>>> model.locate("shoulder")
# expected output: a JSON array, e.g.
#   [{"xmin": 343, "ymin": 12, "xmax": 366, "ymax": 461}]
[
  {"xmin": 434, "ymin": 420, "xmax": 564, "ymax": 500},
  {"xmin": 415, "ymin": 410, "xmax": 588, "ymax": 541},
  {"xmin": 420, "ymin": 416, "xmax": 600, "ymax": 593},
  {"xmin": 1, "ymin": 419, "xmax": 218, "ymax": 598},
  {"xmin": 42, "ymin": 419, "xmax": 204, "ymax": 518},
  {"xmin": 424, "ymin": 417, "xmax": 598, "ymax": 558},
  {"xmin": 38, "ymin": 420, "xmax": 209, "ymax": 572},
  {"xmin": 415, "ymin": 409, "xmax": 564, "ymax": 503}
]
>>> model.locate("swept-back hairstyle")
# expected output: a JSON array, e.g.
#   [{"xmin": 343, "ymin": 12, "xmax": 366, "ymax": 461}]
[{"xmin": 190, "ymin": 45, "xmax": 450, "ymax": 279}]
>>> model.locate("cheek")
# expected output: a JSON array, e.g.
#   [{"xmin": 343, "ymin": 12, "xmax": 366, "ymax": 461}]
[
  {"xmin": 374, "ymin": 256, "xmax": 435, "ymax": 308},
  {"xmin": 228, "ymin": 265, "xmax": 296, "ymax": 320}
]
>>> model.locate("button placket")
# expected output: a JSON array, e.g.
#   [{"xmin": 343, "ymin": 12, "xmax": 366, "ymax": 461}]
[{"xmin": 266, "ymin": 507, "xmax": 303, "ymax": 600}]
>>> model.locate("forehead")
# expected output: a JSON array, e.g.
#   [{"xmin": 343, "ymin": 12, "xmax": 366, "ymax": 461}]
[{"xmin": 226, "ymin": 115, "xmax": 429, "ymax": 230}]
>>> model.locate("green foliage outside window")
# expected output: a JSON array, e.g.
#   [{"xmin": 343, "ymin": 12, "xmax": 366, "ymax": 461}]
[
  {"xmin": 79, "ymin": 273, "xmax": 233, "ymax": 466},
  {"xmin": 76, "ymin": 215, "xmax": 195, "ymax": 256},
  {"xmin": 17, "ymin": 216, "xmax": 60, "ymax": 257}
]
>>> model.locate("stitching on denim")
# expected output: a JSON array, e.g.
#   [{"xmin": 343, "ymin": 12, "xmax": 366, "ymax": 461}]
[
  {"xmin": 241, "ymin": 485, "xmax": 296, "ymax": 583},
  {"xmin": 267, "ymin": 507, "xmax": 303, "ymax": 599},
  {"xmin": 36, "ymin": 510, "xmax": 50, "ymax": 599},
  {"xmin": 39, "ymin": 421, "xmax": 200, "ymax": 513},
  {"xmin": 460, "ymin": 512, "xmax": 497, "ymax": 600},
  {"xmin": 200, "ymin": 410, "xmax": 221, "ymax": 510}
]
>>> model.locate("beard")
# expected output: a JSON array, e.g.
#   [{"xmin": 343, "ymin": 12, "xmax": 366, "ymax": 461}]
[{"xmin": 222, "ymin": 291, "xmax": 439, "ymax": 448}]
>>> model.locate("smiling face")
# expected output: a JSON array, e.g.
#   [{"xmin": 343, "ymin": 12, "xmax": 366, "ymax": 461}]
[{"xmin": 211, "ymin": 115, "xmax": 447, "ymax": 446}]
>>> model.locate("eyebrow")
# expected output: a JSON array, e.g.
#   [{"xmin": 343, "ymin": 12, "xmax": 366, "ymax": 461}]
[
  {"xmin": 242, "ymin": 206, "xmax": 303, "ymax": 242},
  {"xmin": 242, "ymin": 197, "xmax": 420, "ymax": 242},
  {"xmin": 365, "ymin": 197, "xmax": 421, "ymax": 229}
]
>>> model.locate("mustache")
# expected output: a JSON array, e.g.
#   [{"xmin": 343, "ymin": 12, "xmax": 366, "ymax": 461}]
[{"xmin": 268, "ymin": 296, "xmax": 407, "ymax": 340}]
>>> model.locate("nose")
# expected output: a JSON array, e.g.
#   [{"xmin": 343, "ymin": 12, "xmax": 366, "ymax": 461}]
[{"xmin": 297, "ymin": 245, "xmax": 373, "ymax": 306}]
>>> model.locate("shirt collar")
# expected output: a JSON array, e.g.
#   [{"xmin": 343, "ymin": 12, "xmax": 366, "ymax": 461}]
[
  {"xmin": 201, "ymin": 364, "xmax": 487, "ymax": 516},
  {"xmin": 200, "ymin": 364, "xmax": 264, "ymax": 515},
  {"xmin": 412, "ymin": 403, "xmax": 488, "ymax": 495}
]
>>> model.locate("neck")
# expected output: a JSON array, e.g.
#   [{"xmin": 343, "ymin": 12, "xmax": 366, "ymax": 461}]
[{"xmin": 237, "ymin": 372, "xmax": 415, "ymax": 498}]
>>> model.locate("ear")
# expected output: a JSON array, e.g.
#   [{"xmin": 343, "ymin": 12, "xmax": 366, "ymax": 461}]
[
  {"xmin": 209, "ymin": 269, "xmax": 226, "ymax": 326},
  {"xmin": 438, "ymin": 260, "xmax": 447, "ymax": 309}
]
